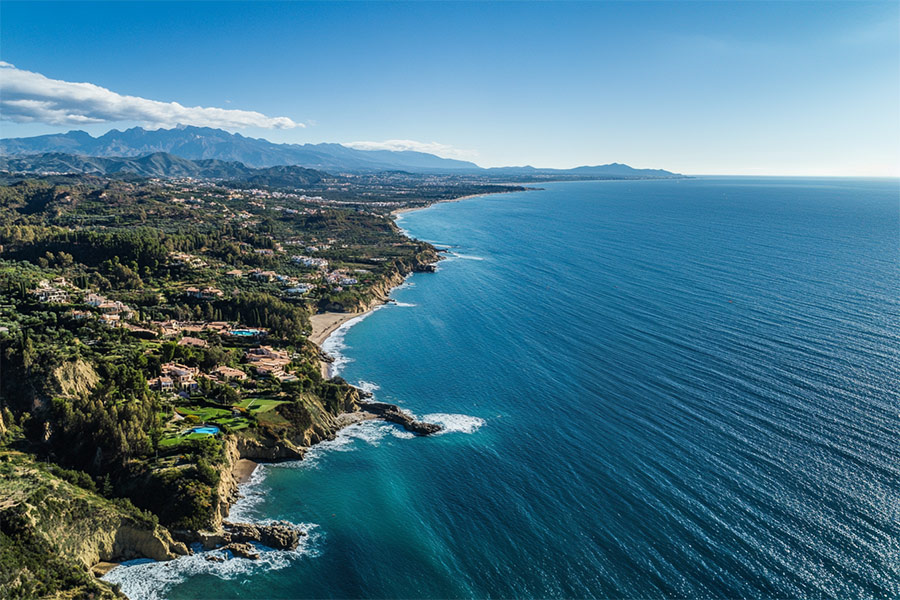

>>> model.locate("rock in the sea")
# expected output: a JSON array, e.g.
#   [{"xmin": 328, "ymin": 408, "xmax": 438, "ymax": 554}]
[
  {"xmin": 361, "ymin": 402, "xmax": 442, "ymax": 435},
  {"xmin": 222, "ymin": 542, "xmax": 260, "ymax": 560},
  {"xmin": 224, "ymin": 520, "xmax": 302, "ymax": 551}
]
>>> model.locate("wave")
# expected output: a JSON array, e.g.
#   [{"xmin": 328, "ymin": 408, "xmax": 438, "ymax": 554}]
[
  {"xmin": 449, "ymin": 252, "xmax": 486, "ymax": 261},
  {"xmin": 356, "ymin": 380, "xmax": 381, "ymax": 397},
  {"xmin": 276, "ymin": 421, "xmax": 411, "ymax": 471},
  {"xmin": 422, "ymin": 413, "xmax": 485, "ymax": 435},
  {"xmin": 103, "ymin": 525, "xmax": 321, "ymax": 600},
  {"xmin": 227, "ymin": 464, "xmax": 269, "ymax": 522}
]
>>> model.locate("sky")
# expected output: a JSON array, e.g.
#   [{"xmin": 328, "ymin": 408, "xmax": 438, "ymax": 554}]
[{"xmin": 0, "ymin": 1, "xmax": 898, "ymax": 176}]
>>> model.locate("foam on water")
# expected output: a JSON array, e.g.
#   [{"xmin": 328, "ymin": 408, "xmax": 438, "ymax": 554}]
[
  {"xmin": 356, "ymin": 380, "xmax": 381, "ymax": 396},
  {"xmin": 276, "ymin": 421, "xmax": 411, "ymax": 471},
  {"xmin": 227, "ymin": 463, "xmax": 269, "ymax": 522},
  {"xmin": 449, "ymin": 252, "xmax": 486, "ymax": 261},
  {"xmin": 103, "ymin": 526, "xmax": 320, "ymax": 600},
  {"xmin": 423, "ymin": 413, "xmax": 486, "ymax": 435}
]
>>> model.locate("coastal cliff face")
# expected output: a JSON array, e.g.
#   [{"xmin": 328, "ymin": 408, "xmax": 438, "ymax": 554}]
[
  {"xmin": 319, "ymin": 249, "xmax": 439, "ymax": 313},
  {"xmin": 0, "ymin": 452, "xmax": 188, "ymax": 598},
  {"xmin": 204, "ymin": 383, "xmax": 363, "ymax": 534}
]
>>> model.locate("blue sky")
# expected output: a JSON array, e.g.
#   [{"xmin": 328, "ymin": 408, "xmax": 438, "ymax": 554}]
[{"xmin": 1, "ymin": 1, "xmax": 898, "ymax": 175}]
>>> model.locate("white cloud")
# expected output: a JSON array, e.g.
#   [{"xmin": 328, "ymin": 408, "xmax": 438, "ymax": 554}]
[
  {"xmin": 344, "ymin": 139, "xmax": 476, "ymax": 159},
  {"xmin": 0, "ymin": 62, "xmax": 302, "ymax": 129}
]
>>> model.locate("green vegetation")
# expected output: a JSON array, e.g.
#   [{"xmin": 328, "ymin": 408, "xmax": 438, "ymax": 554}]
[{"xmin": 0, "ymin": 172, "xmax": 448, "ymax": 596}]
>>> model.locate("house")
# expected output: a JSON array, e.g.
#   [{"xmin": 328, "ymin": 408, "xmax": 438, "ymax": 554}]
[
  {"xmin": 252, "ymin": 361, "xmax": 285, "ymax": 377},
  {"xmin": 149, "ymin": 376, "xmax": 175, "ymax": 392},
  {"xmin": 32, "ymin": 284, "xmax": 69, "ymax": 304},
  {"xmin": 85, "ymin": 293, "xmax": 106, "ymax": 307},
  {"xmin": 292, "ymin": 255, "xmax": 329, "ymax": 270},
  {"xmin": 284, "ymin": 284, "xmax": 313, "ymax": 295},
  {"xmin": 161, "ymin": 362, "xmax": 200, "ymax": 390},
  {"xmin": 178, "ymin": 336, "xmax": 209, "ymax": 348},
  {"xmin": 251, "ymin": 270, "xmax": 278, "ymax": 282},
  {"xmin": 98, "ymin": 300, "xmax": 133, "ymax": 317},
  {"xmin": 245, "ymin": 346, "xmax": 290, "ymax": 362},
  {"xmin": 226, "ymin": 269, "xmax": 243, "ymax": 278},
  {"xmin": 99, "ymin": 313, "xmax": 121, "ymax": 326},
  {"xmin": 186, "ymin": 287, "xmax": 223, "ymax": 300},
  {"xmin": 213, "ymin": 365, "xmax": 247, "ymax": 382}
]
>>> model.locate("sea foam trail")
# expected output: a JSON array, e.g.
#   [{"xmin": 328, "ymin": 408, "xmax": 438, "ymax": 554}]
[{"xmin": 422, "ymin": 413, "xmax": 485, "ymax": 435}]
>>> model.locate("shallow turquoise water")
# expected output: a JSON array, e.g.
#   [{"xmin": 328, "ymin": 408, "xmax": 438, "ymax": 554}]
[{"xmin": 108, "ymin": 177, "xmax": 900, "ymax": 599}]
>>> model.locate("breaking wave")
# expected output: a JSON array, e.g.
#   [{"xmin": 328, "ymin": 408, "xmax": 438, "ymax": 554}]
[{"xmin": 422, "ymin": 413, "xmax": 485, "ymax": 435}]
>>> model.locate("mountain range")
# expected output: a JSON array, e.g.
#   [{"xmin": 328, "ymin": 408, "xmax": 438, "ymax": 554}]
[
  {"xmin": 0, "ymin": 126, "xmax": 681, "ymax": 178},
  {"xmin": 0, "ymin": 152, "xmax": 327, "ymax": 185}
]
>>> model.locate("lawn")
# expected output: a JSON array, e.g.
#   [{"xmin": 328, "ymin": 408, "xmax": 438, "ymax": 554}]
[
  {"xmin": 237, "ymin": 398, "xmax": 287, "ymax": 413},
  {"xmin": 175, "ymin": 405, "xmax": 232, "ymax": 421}
]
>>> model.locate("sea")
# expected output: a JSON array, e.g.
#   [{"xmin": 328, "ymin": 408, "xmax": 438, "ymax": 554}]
[{"xmin": 106, "ymin": 177, "xmax": 900, "ymax": 599}]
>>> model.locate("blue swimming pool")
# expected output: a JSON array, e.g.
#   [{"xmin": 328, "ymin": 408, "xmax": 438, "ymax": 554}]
[
  {"xmin": 229, "ymin": 329, "xmax": 260, "ymax": 336},
  {"xmin": 191, "ymin": 426, "xmax": 219, "ymax": 435}
]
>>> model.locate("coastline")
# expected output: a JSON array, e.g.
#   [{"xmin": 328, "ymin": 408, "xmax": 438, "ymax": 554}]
[
  {"xmin": 312, "ymin": 189, "xmax": 508, "ymax": 379},
  {"xmin": 103, "ymin": 188, "xmax": 508, "ymax": 595},
  {"xmin": 221, "ymin": 189, "xmax": 496, "ymax": 550}
]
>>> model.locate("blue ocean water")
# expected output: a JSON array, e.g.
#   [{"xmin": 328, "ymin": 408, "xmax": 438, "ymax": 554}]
[{"xmin": 108, "ymin": 178, "xmax": 900, "ymax": 599}]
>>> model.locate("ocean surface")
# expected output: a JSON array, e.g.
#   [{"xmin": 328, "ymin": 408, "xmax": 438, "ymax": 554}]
[{"xmin": 107, "ymin": 177, "xmax": 900, "ymax": 599}]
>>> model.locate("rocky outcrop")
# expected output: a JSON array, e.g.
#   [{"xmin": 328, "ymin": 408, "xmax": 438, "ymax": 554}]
[
  {"xmin": 100, "ymin": 524, "xmax": 189, "ymax": 563},
  {"xmin": 221, "ymin": 542, "xmax": 259, "ymax": 560},
  {"xmin": 320, "ymin": 250, "xmax": 440, "ymax": 314},
  {"xmin": 224, "ymin": 520, "xmax": 303, "ymax": 550},
  {"xmin": 235, "ymin": 436, "xmax": 304, "ymax": 461},
  {"xmin": 361, "ymin": 402, "xmax": 442, "ymax": 435}
]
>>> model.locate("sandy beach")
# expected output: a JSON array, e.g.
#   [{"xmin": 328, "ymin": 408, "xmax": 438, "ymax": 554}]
[
  {"xmin": 310, "ymin": 311, "xmax": 362, "ymax": 346},
  {"xmin": 311, "ymin": 311, "xmax": 367, "ymax": 378},
  {"xmin": 233, "ymin": 458, "xmax": 258, "ymax": 484}
]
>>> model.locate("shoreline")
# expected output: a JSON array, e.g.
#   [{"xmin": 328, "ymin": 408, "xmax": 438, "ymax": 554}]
[
  {"xmin": 104, "ymin": 189, "xmax": 499, "ymax": 591},
  {"xmin": 225, "ymin": 192, "xmax": 500, "ymax": 540},
  {"xmin": 312, "ymin": 189, "xmax": 512, "ymax": 379}
]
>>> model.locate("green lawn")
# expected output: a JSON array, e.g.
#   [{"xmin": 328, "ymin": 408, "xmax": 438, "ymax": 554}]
[
  {"xmin": 236, "ymin": 398, "xmax": 287, "ymax": 413},
  {"xmin": 175, "ymin": 405, "xmax": 232, "ymax": 421}
]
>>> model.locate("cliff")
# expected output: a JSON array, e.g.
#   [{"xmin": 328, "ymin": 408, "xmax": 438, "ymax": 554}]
[
  {"xmin": 319, "ymin": 247, "xmax": 439, "ymax": 313},
  {"xmin": 0, "ymin": 452, "xmax": 188, "ymax": 598}
]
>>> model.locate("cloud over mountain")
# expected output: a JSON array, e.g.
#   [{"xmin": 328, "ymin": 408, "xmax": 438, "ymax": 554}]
[
  {"xmin": 345, "ymin": 139, "xmax": 475, "ymax": 159},
  {"xmin": 0, "ymin": 62, "xmax": 302, "ymax": 129}
]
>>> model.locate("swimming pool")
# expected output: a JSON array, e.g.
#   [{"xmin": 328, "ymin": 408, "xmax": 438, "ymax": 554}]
[
  {"xmin": 229, "ymin": 329, "xmax": 261, "ymax": 336},
  {"xmin": 191, "ymin": 426, "xmax": 220, "ymax": 435}
]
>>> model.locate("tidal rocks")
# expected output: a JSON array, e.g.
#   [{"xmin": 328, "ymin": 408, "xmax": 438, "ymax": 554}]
[
  {"xmin": 223, "ymin": 520, "xmax": 303, "ymax": 551},
  {"xmin": 361, "ymin": 402, "xmax": 442, "ymax": 435},
  {"xmin": 221, "ymin": 542, "xmax": 260, "ymax": 560}
]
